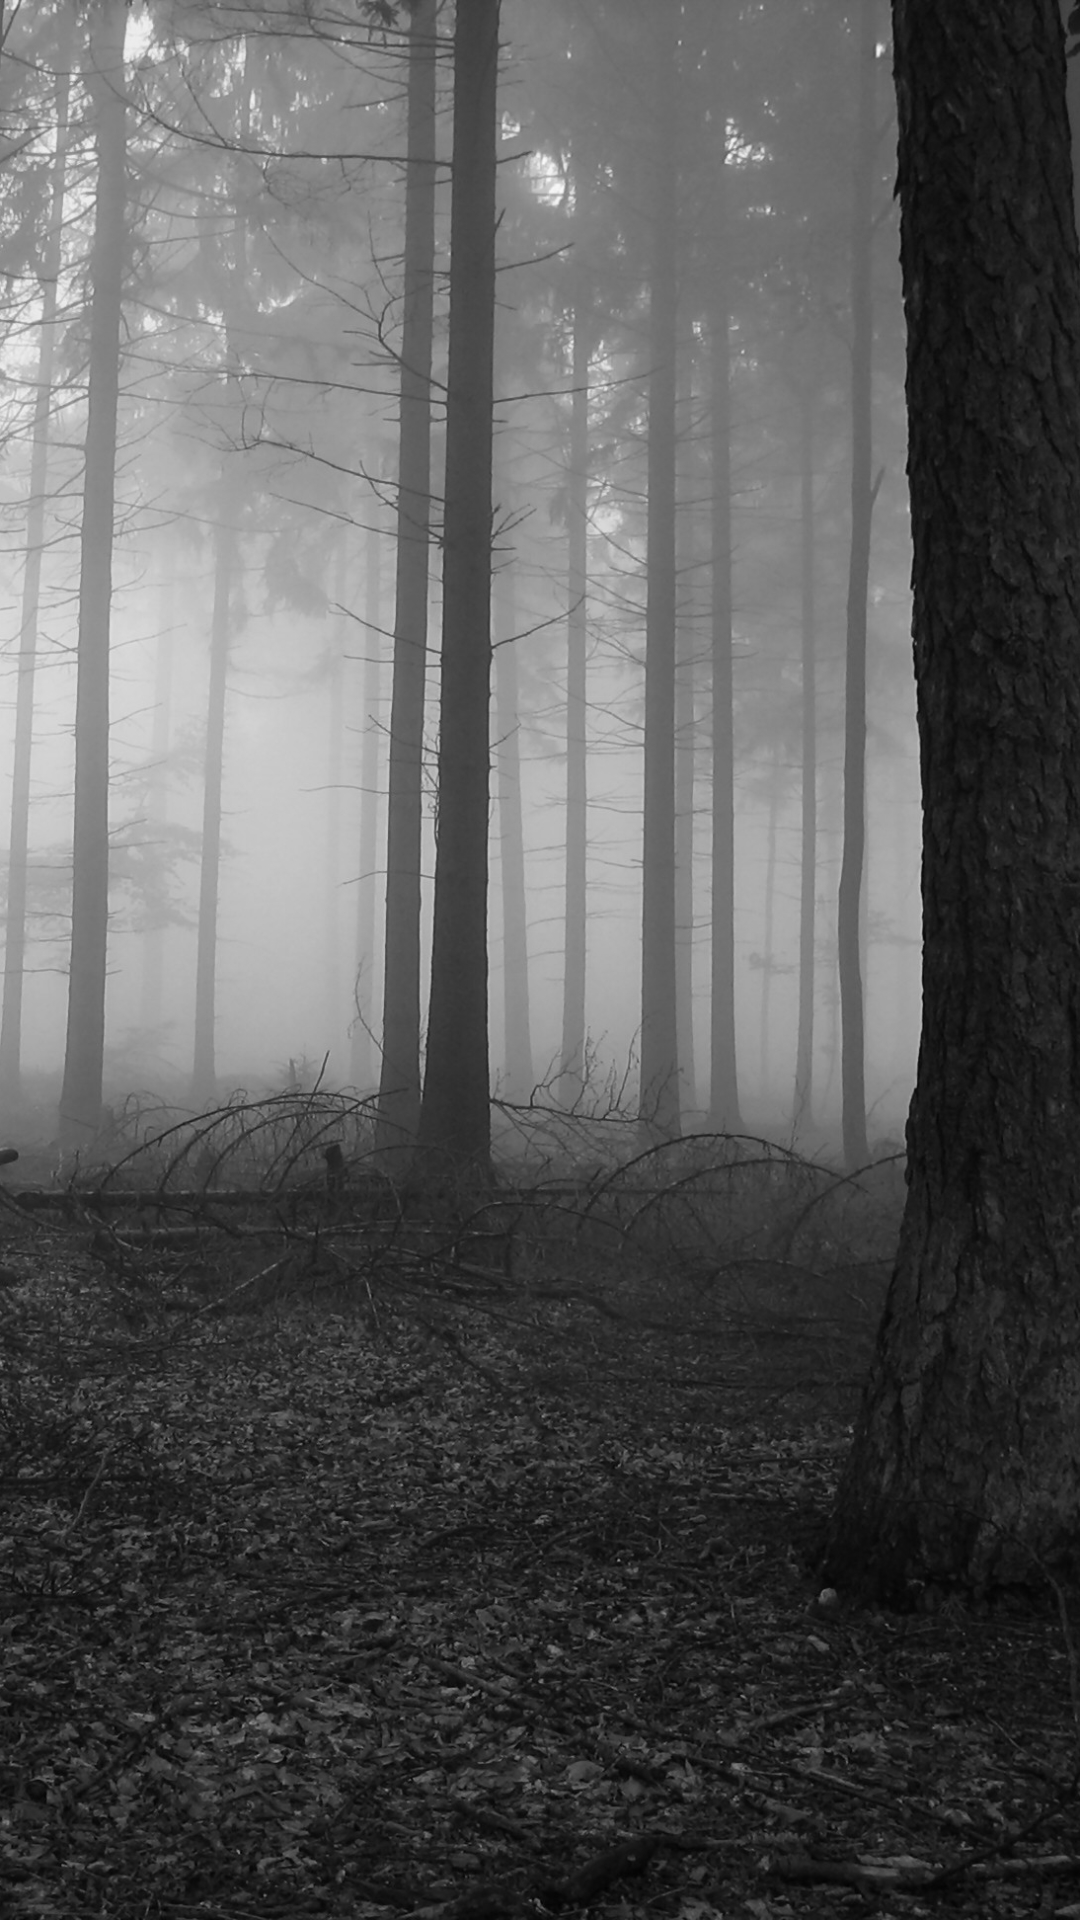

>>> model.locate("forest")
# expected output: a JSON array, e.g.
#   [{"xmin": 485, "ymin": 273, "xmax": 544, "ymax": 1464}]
[
  {"xmin": 0, "ymin": 0, "xmax": 916, "ymax": 1154},
  {"xmin": 4, "ymin": 2, "xmax": 1080, "ymax": 1917}
]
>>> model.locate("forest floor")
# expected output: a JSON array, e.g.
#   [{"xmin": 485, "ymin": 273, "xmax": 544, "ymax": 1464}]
[{"xmin": 1, "ymin": 1110, "xmax": 1078, "ymax": 1920}]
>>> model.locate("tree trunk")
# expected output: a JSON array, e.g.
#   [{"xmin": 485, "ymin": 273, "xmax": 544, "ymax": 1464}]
[
  {"xmin": 190, "ymin": 514, "xmax": 234, "ymax": 1109},
  {"xmin": 822, "ymin": 0, "xmax": 1080, "ymax": 1605},
  {"xmin": 189, "ymin": 39, "xmax": 254, "ymax": 1111},
  {"xmin": 494, "ymin": 566, "xmax": 533, "ymax": 1101},
  {"xmin": 758, "ymin": 746, "xmax": 783, "ymax": 1105},
  {"xmin": 377, "ymin": 0, "xmax": 437, "ymax": 1151},
  {"xmin": 59, "ymin": 0, "xmax": 126, "ymax": 1148},
  {"xmin": 557, "ymin": 294, "xmax": 589, "ymax": 1102},
  {"xmin": 793, "ymin": 384, "xmax": 817, "ymax": 1137},
  {"xmin": 639, "ymin": 4, "xmax": 680, "ymax": 1140},
  {"xmin": 707, "ymin": 31, "xmax": 740, "ymax": 1134},
  {"xmin": 0, "ymin": 40, "xmax": 71, "ymax": 1109},
  {"xmin": 417, "ymin": 0, "xmax": 500, "ymax": 1168},
  {"xmin": 138, "ymin": 571, "xmax": 175, "ymax": 1038},
  {"xmin": 837, "ymin": 0, "xmax": 877, "ymax": 1172},
  {"xmin": 323, "ymin": 543, "xmax": 347, "ymax": 1080},
  {"xmin": 351, "ymin": 515, "xmax": 384, "ymax": 1089},
  {"xmin": 674, "ymin": 343, "xmax": 698, "ymax": 1116}
]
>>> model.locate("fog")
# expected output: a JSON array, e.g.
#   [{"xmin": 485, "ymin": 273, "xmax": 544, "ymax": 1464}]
[{"xmin": 0, "ymin": 1, "xmax": 919, "ymax": 1149}]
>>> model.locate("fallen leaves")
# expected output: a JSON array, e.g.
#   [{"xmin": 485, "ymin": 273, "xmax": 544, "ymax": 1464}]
[{"xmin": 0, "ymin": 1257, "xmax": 1077, "ymax": 1920}]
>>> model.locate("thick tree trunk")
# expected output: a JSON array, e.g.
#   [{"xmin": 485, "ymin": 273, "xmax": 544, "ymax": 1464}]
[
  {"xmin": 0, "ymin": 43, "xmax": 71, "ymax": 1109},
  {"xmin": 377, "ymin": 0, "xmax": 437, "ymax": 1151},
  {"xmin": 639, "ymin": 4, "xmax": 680, "ymax": 1140},
  {"xmin": 494, "ymin": 567, "xmax": 533, "ymax": 1101},
  {"xmin": 557, "ymin": 296, "xmax": 589, "ymax": 1102},
  {"xmin": 59, "ymin": 0, "xmax": 126, "ymax": 1147},
  {"xmin": 793, "ymin": 385, "xmax": 817, "ymax": 1136},
  {"xmin": 837, "ymin": 0, "xmax": 877, "ymax": 1171},
  {"xmin": 417, "ymin": 0, "xmax": 500, "ymax": 1168},
  {"xmin": 707, "ymin": 36, "xmax": 740, "ymax": 1134},
  {"xmin": 190, "ymin": 514, "xmax": 234, "ymax": 1109},
  {"xmin": 822, "ymin": 0, "xmax": 1080, "ymax": 1605}
]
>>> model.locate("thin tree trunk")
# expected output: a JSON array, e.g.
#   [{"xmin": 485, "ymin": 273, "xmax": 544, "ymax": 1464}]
[
  {"xmin": 838, "ymin": 0, "xmax": 877, "ymax": 1171},
  {"xmin": 190, "ymin": 516, "xmax": 234, "ymax": 1108},
  {"xmin": 674, "ymin": 343, "xmax": 698, "ymax": 1116},
  {"xmin": 758, "ymin": 746, "xmax": 783, "ymax": 1104},
  {"xmin": 707, "ymin": 33, "xmax": 740, "ymax": 1133},
  {"xmin": 417, "ymin": 0, "xmax": 500, "ymax": 1167},
  {"xmin": 351, "ymin": 514, "xmax": 383, "ymax": 1088},
  {"xmin": 377, "ymin": 0, "xmax": 437, "ymax": 1150},
  {"xmin": 323, "ymin": 543, "xmax": 347, "ymax": 1080},
  {"xmin": 494, "ymin": 564, "xmax": 532, "ymax": 1100},
  {"xmin": 138, "ymin": 571, "xmax": 175, "ymax": 1037},
  {"xmin": 0, "ymin": 41, "xmax": 71, "ymax": 1108},
  {"xmin": 190, "ymin": 43, "xmax": 255, "ymax": 1109},
  {"xmin": 793, "ymin": 383, "xmax": 817, "ymax": 1136},
  {"xmin": 557, "ymin": 295, "xmax": 589, "ymax": 1101},
  {"xmin": 59, "ymin": 0, "xmax": 126, "ymax": 1147},
  {"xmin": 639, "ymin": 4, "xmax": 680, "ymax": 1140}
]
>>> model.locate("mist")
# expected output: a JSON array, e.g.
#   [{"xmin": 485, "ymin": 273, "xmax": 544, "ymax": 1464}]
[{"xmin": 0, "ymin": 0, "xmax": 919, "ymax": 1155}]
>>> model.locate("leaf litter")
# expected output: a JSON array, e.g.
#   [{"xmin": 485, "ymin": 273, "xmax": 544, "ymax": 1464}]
[{"xmin": 0, "ymin": 1121, "xmax": 1078, "ymax": 1919}]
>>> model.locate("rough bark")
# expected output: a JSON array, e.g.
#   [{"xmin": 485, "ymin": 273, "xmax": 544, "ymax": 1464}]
[
  {"xmin": 377, "ymin": 0, "xmax": 437, "ymax": 1151},
  {"xmin": 417, "ymin": 0, "xmax": 500, "ymax": 1169},
  {"xmin": 639, "ymin": 3, "xmax": 680, "ymax": 1140},
  {"xmin": 59, "ymin": 0, "xmax": 126, "ymax": 1147},
  {"xmin": 822, "ymin": 0, "xmax": 1080, "ymax": 1605},
  {"xmin": 838, "ymin": 0, "xmax": 877, "ymax": 1172}
]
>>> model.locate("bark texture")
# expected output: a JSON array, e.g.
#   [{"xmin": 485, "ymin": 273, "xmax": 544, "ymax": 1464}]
[
  {"xmin": 823, "ymin": 0, "xmax": 1080, "ymax": 1604},
  {"xmin": 417, "ymin": 0, "xmax": 500, "ymax": 1168}
]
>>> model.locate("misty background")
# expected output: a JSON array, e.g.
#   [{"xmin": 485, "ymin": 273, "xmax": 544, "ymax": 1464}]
[{"xmin": 0, "ymin": 1, "xmax": 918, "ymax": 1145}]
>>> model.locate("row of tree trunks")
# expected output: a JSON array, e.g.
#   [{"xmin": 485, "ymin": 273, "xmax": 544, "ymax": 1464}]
[{"xmin": 0, "ymin": 26, "xmax": 72, "ymax": 1108}]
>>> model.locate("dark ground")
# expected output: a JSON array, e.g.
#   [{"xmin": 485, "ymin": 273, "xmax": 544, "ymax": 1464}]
[{"xmin": 0, "ymin": 1120, "xmax": 1077, "ymax": 1920}]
